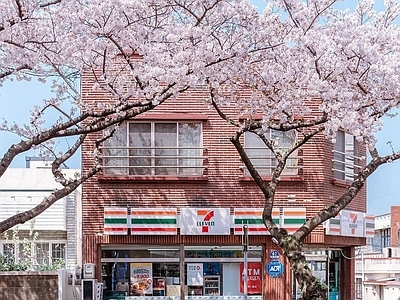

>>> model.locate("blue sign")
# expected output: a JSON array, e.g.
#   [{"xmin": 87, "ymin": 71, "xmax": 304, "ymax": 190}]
[
  {"xmin": 270, "ymin": 250, "xmax": 280, "ymax": 260},
  {"xmin": 267, "ymin": 261, "xmax": 284, "ymax": 278}
]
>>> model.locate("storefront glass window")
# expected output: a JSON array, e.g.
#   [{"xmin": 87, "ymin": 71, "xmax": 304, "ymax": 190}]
[{"xmin": 100, "ymin": 245, "xmax": 262, "ymax": 300}]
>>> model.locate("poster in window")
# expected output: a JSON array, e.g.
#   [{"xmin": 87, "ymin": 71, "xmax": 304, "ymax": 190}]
[
  {"xmin": 130, "ymin": 263, "xmax": 153, "ymax": 295},
  {"xmin": 203, "ymin": 262, "xmax": 220, "ymax": 275},
  {"xmin": 187, "ymin": 263, "xmax": 203, "ymax": 286},
  {"xmin": 240, "ymin": 262, "xmax": 262, "ymax": 294}
]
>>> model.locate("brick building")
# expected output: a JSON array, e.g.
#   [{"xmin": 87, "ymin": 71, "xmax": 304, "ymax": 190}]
[{"xmin": 81, "ymin": 76, "xmax": 372, "ymax": 300}]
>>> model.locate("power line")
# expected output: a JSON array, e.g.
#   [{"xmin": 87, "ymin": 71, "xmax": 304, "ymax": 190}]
[{"xmin": 368, "ymin": 189, "xmax": 400, "ymax": 202}]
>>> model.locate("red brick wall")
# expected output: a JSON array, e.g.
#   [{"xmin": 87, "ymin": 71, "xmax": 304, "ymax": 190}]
[
  {"xmin": 81, "ymin": 76, "xmax": 366, "ymax": 236},
  {"xmin": 81, "ymin": 68, "xmax": 367, "ymax": 227},
  {"xmin": 391, "ymin": 206, "xmax": 400, "ymax": 247}
]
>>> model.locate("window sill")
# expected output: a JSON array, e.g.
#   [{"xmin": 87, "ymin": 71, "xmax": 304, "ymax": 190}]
[
  {"xmin": 331, "ymin": 178, "xmax": 352, "ymax": 187},
  {"xmin": 239, "ymin": 175, "xmax": 304, "ymax": 182},
  {"xmin": 98, "ymin": 175, "xmax": 209, "ymax": 182}
]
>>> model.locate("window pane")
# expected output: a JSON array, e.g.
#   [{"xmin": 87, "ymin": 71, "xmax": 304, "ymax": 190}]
[
  {"xmin": 244, "ymin": 129, "xmax": 297, "ymax": 176},
  {"xmin": 35, "ymin": 243, "xmax": 50, "ymax": 265},
  {"xmin": 334, "ymin": 131, "xmax": 358, "ymax": 180},
  {"xmin": 3, "ymin": 243, "xmax": 15, "ymax": 264},
  {"xmin": 333, "ymin": 131, "xmax": 345, "ymax": 179},
  {"xmin": 272, "ymin": 130, "xmax": 297, "ymax": 172},
  {"xmin": 344, "ymin": 134, "xmax": 356, "ymax": 180},
  {"xmin": 104, "ymin": 124, "xmax": 128, "ymax": 175},
  {"xmin": 356, "ymin": 278, "xmax": 362, "ymax": 299},
  {"xmin": 18, "ymin": 243, "xmax": 28, "ymax": 262},
  {"xmin": 129, "ymin": 123, "xmax": 151, "ymax": 175},
  {"xmin": 155, "ymin": 123, "xmax": 177, "ymax": 175},
  {"xmin": 179, "ymin": 123, "xmax": 202, "ymax": 175},
  {"xmin": 244, "ymin": 131, "xmax": 273, "ymax": 175},
  {"xmin": 52, "ymin": 243, "xmax": 66, "ymax": 266},
  {"xmin": 271, "ymin": 130, "xmax": 295, "ymax": 149}
]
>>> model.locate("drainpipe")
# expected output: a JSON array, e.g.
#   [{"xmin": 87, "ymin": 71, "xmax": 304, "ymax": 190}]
[{"xmin": 361, "ymin": 253, "xmax": 365, "ymax": 300}]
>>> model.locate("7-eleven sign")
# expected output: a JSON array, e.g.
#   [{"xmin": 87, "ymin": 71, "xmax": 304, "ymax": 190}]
[
  {"xmin": 180, "ymin": 208, "xmax": 230, "ymax": 235},
  {"xmin": 341, "ymin": 210, "xmax": 364, "ymax": 237}
]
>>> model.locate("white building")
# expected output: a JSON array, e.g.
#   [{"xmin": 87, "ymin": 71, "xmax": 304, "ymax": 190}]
[
  {"xmin": 0, "ymin": 157, "xmax": 81, "ymax": 269},
  {"xmin": 355, "ymin": 207, "xmax": 400, "ymax": 300}
]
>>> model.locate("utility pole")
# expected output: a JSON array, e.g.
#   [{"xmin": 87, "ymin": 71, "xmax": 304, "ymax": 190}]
[{"xmin": 243, "ymin": 224, "xmax": 248, "ymax": 300}]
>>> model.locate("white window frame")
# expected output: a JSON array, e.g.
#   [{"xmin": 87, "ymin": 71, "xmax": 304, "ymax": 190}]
[
  {"xmin": 0, "ymin": 241, "xmax": 66, "ymax": 267},
  {"xmin": 102, "ymin": 121, "xmax": 204, "ymax": 176},
  {"xmin": 333, "ymin": 131, "xmax": 360, "ymax": 180},
  {"xmin": 243, "ymin": 129, "xmax": 298, "ymax": 176}
]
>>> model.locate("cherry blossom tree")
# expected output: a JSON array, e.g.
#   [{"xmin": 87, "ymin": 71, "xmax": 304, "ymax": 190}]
[
  {"xmin": 205, "ymin": 1, "xmax": 400, "ymax": 299},
  {"xmin": 1, "ymin": 0, "xmax": 400, "ymax": 299}
]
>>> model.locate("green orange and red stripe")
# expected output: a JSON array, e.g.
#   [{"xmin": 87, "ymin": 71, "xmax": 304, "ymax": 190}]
[
  {"xmin": 325, "ymin": 213, "xmax": 341, "ymax": 235},
  {"xmin": 104, "ymin": 207, "xmax": 128, "ymax": 235},
  {"xmin": 364, "ymin": 214, "xmax": 375, "ymax": 238},
  {"xmin": 233, "ymin": 208, "xmax": 280, "ymax": 235},
  {"xmin": 282, "ymin": 207, "xmax": 306, "ymax": 234},
  {"xmin": 130, "ymin": 208, "xmax": 177, "ymax": 235}
]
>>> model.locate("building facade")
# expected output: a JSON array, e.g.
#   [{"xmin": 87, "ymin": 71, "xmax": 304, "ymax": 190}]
[
  {"xmin": 81, "ymin": 78, "xmax": 371, "ymax": 300},
  {"xmin": 355, "ymin": 206, "xmax": 400, "ymax": 300},
  {"xmin": 0, "ymin": 157, "xmax": 81, "ymax": 269}
]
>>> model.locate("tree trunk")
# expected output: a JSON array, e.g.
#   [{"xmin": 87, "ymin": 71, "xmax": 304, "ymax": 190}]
[{"xmin": 280, "ymin": 234, "xmax": 328, "ymax": 300}]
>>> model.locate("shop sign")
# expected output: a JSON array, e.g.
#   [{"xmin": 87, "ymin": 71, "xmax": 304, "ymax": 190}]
[
  {"xmin": 187, "ymin": 263, "xmax": 203, "ymax": 286},
  {"xmin": 266, "ymin": 260, "xmax": 284, "ymax": 278},
  {"xmin": 240, "ymin": 262, "xmax": 262, "ymax": 294},
  {"xmin": 325, "ymin": 210, "xmax": 373, "ymax": 238},
  {"xmin": 130, "ymin": 263, "xmax": 153, "ymax": 295},
  {"xmin": 180, "ymin": 208, "xmax": 230, "ymax": 235},
  {"xmin": 340, "ymin": 210, "xmax": 364, "ymax": 237}
]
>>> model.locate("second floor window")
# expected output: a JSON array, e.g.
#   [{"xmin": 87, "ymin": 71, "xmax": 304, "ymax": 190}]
[
  {"xmin": 244, "ymin": 129, "xmax": 298, "ymax": 176},
  {"xmin": 381, "ymin": 228, "xmax": 390, "ymax": 248},
  {"xmin": 103, "ymin": 122, "xmax": 203, "ymax": 176},
  {"xmin": 333, "ymin": 131, "xmax": 360, "ymax": 180}
]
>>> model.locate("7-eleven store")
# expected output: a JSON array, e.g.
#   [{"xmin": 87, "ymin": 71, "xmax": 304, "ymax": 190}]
[
  {"xmin": 94, "ymin": 206, "xmax": 375, "ymax": 300},
  {"xmin": 97, "ymin": 206, "xmax": 346, "ymax": 300}
]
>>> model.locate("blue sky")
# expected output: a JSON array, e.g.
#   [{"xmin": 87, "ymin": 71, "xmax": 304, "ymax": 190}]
[
  {"xmin": 1, "ymin": 0, "xmax": 398, "ymax": 215},
  {"xmin": 0, "ymin": 78, "xmax": 81, "ymax": 169}
]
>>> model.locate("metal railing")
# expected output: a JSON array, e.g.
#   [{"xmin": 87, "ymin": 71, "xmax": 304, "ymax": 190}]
[
  {"xmin": 332, "ymin": 150, "xmax": 362, "ymax": 180},
  {"xmin": 99, "ymin": 146, "xmax": 207, "ymax": 176},
  {"xmin": 242, "ymin": 148, "xmax": 301, "ymax": 176}
]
